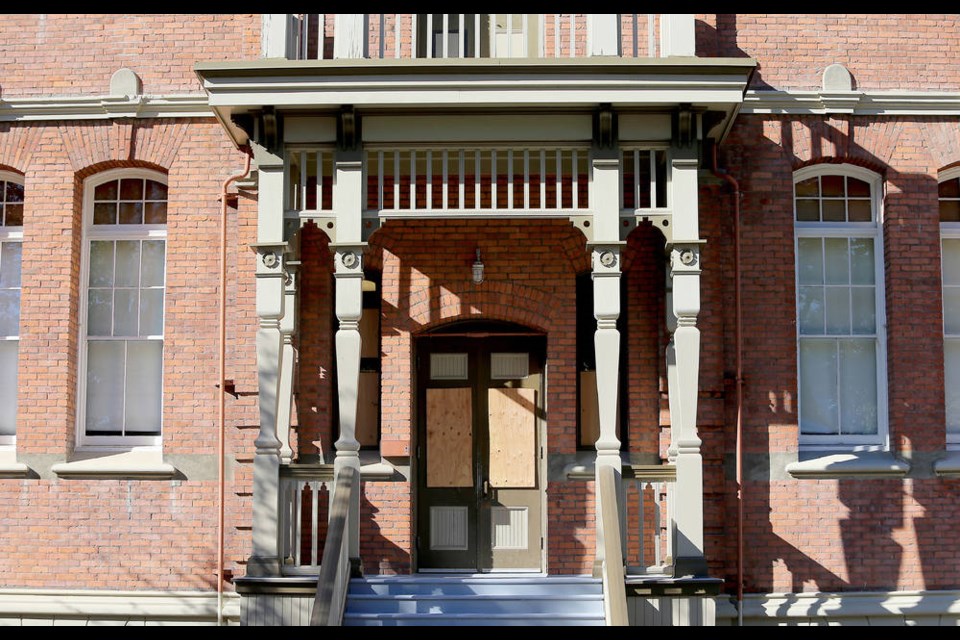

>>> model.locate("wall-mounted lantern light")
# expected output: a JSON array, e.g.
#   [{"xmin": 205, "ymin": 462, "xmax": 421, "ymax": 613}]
[{"xmin": 472, "ymin": 248, "xmax": 484, "ymax": 284}]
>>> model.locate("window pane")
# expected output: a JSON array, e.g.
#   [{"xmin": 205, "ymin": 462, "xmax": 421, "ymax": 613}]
[
  {"xmin": 119, "ymin": 202, "xmax": 143, "ymax": 225},
  {"xmin": 825, "ymin": 287, "xmax": 851, "ymax": 335},
  {"xmin": 89, "ymin": 241, "xmax": 114, "ymax": 287},
  {"xmin": 87, "ymin": 289, "xmax": 113, "ymax": 336},
  {"xmin": 824, "ymin": 238, "xmax": 850, "ymax": 284},
  {"xmin": 5, "ymin": 181, "xmax": 24, "ymax": 203},
  {"xmin": 800, "ymin": 339, "xmax": 838, "ymax": 434},
  {"xmin": 140, "ymin": 289, "xmax": 164, "ymax": 336},
  {"xmin": 821, "ymin": 175, "xmax": 844, "ymax": 197},
  {"xmin": 94, "ymin": 180, "xmax": 118, "ymax": 201},
  {"xmin": 941, "ymin": 200, "xmax": 960, "ymax": 223},
  {"xmin": 847, "ymin": 199, "xmax": 871, "ymax": 222},
  {"xmin": 141, "ymin": 241, "xmax": 165, "ymax": 287},
  {"xmin": 4, "ymin": 204, "xmax": 23, "ymax": 227},
  {"xmin": 943, "ymin": 239, "xmax": 960, "ymax": 286},
  {"xmin": 798, "ymin": 286, "xmax": 824, "ymax": 335},
  {"xmin": 85, "ymin": 341, "xmax": 124, "ymax": 435},
  {"xmin": 144, "ymin": 201, "xmax": 167, "ymax": 225},
  {"xmin": 124, "ymin": 341, "xmax": 162, "ymax": 435},
  {"xmin": 0, "ymin": 290, "xmax": 20, "ymax": 336},
  {"xmin": 93, "ymin": 202, "xmax": 117, "ymax": 225},
  {"xmin": 119, "ymin": 178, "xmax": 144, "ymax": 200},
  {"xmin": 822, "ymin": 199, "xmax": 845, "ymax": 222},
  {"xmin": 797, "ymin": 237, "xmax": 823, "ymax": 285},
  {"xmin": 847, "ymin": 178, "xmax": 871, "ymax": 197},
  {"xmin": 114, "ymin": 289, "xmax": 139, "ymax": 337},
  {"xmin": 795, "ymin": 177, "xmax": 819, "ymax": 197},
  {"xmin": 795, "ymin": 199, "xmax": 819, "ymax": 221},
  {"xmin": 145, "ymin": 179, "xmax": 168, "ymax": 201},
  {"xmin": 851, "ymin": 288, "xmax": 877, "ymax": 334},
  {"xmin": 839, "ymin": 339, "xmax": 878, "ymax": 435},
  {"xmin": 115, "ymin": 241, "xmax": 140, "ymax": 287},
  {"xmin": 947, "ymin": 340, "xmax": 960, "ymax": 434},
  {"xmin": 940, "ymin": 178, "xmax": 960, "ymax": 198},
  {"xmin": 944, "ymin": 288, "xmax": 960, "ymax": 335},
  {"xmin": 0, "ymin": 341, "xmax": 17, "ymax": 436},
  {"xmin": 849, "ymin": 238, "xmax": 875, "ymax": 284},
  {"xmin": 0, "ymin": 241, "xmax": 22, "ymax": 288}
]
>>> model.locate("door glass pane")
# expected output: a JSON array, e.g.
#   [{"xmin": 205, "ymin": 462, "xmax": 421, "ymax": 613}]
[
  {"xmin": 822, "ymin": 199, "xmax": 846, "ymax": 222},
  {"xmin": 115, "ymin": 240, "xmax": 140, "ymax": 287},
  {"xmin": 795, "ymin": 177, "xmax": 819, "ymax": 197},
  {"xmin": 0, "ymin": 341, "xmax": 17, "ymax": 436},
  {"xmin": 943, "ymin": 239, "xmax": 960, "ymax": 284},
  {"xmin": 0, "ymin": 242, "xmax": 22, "ymax": 288},
  {"xmin": 797, "ymin": 237, "xmax": 823, "ymax": 285},
  {"xmin": 821, "ymin": 175, "xmax": 844, "ymax": 197},
  {"xmin": 799, "ymin": 339, "xmax": 838, "ymax": 435},
  {"xmin": 141, "ymin": 240, "xmax": 165, "ymax": 287},
  {"xmin": 87, "ymin": 289, "xmax": 113, "ymax": 336},
  {"xmin": 825, "ymin": 287, "xmax": 851, "ymax": 335},
  {"xmin": 824, "ymin": 238, "xmax": 849, "ymax": 284},
  {"xmin": 849, "ymin": 238, "xmax": 875, "ymax": 285},
  {"xmin": 86, "ymin": 341, "xmax": 124, "ymax": 435},
  {"xmin": 124, "ymin": 341, "xmax": 162, "ymax": 434},
  {"xmin": 945, "ymin": 288, "xmax": 960, "ymax": 336},
  {"xmin": 114, "ymin": 289, "xmax": 139, "ymax": 337},
  {"xmin": 946, "ymin": 340, "xmax": 960, "ymax": 435},
  {"xmin": 426, "ymin": 387, "xmax": 473, "ymax": 487},
  {"xmin": 795, "ymin": 199, "xmax": 819, "ymax": 221},
  {"xmin": 797, "ymin": 285, "xmax": 825, "ymax": 335},
  {"xmin": 89, "ymin": 241, "xmax": 114, "ymax": 287},
  {"xmin": 488, "ymin": 388, "xmax": 536, "ymax": 488},
  {"xmin": 847, "ymin": 199, "xmax": 872, "ymax": 222},
  {"xmin": 0, "ymin": 290, "xmax": 20, "ymax": 337},
  {"xmin": 839, "ymin": 339, "xmax": 878, "ymax": 435},
  {"xmin": 850, "ymin": 288, "xmax": 877, "ymax": 334}
]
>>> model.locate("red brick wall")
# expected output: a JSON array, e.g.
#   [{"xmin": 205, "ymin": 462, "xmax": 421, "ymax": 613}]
[
  {"xmin": 0, "ymin": 14, "xmax": 260, "ymax": 98},
  {"xmin": 0, "ymin": 117, "xmax": 257, "ymax": 590},
  {"xmin": 698, "ymin": 14, "xmax": 960, "ymax": 91},
  {"xmin": 711, "ymin": 114, "xmax": 960, "ymax": 593}
]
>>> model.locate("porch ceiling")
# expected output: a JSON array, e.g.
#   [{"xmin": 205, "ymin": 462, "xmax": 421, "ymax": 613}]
[{"xmin": 194, "ymin": 57, "xmax": 757, "ymax": 148}]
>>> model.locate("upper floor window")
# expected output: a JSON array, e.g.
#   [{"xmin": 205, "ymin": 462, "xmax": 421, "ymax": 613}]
[
  {"xmin": 79, "ymin": 169, "xmax": 167, "ymax": 447},
  {"xmin": 940, "ymin": 168, "xmax": 960, "ymax": 446},
  {"xmin": 0, "ymin": 172, "xmax": 24, "ymax": 446},
  {"xmin": 794, "ymin": 165, "xmax": 887, "ymax": 447}
]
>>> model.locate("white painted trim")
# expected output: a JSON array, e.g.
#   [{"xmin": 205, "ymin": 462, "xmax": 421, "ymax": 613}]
[
  {"xmin": 0, "ymin": 589, "xmax": 240, "ymax": 624},
  {"xmin": 793, "ymin": 164, "xmax": 889, "ymax": 449},
  {"xmin": 51, "ymin": 449, "xmax": 175, "ymax": 479},
  {"xmin": 940, "ymin": 169, "xmax": 960, "ymax": 445},
  {"xmin": 786, "ymin": 450, "xmax": 909, "ymax": 479},
  {"xmin": 0, "ymin": 171, "xmax": 23, "ymax": 447},
  {"xmin": 77, "ymin": 168, "xmax": 168, "ymax": 450},
  {"xmin": 0, "ymin": 94, "xmax": 211, "ymax": 122},
  {"xmin": 743, "ymin": 87, "xmax": 960, "ymax": 116},
  {"xmin": 727, "ymin": 590, "xmax": 960, "ymax": 625}
]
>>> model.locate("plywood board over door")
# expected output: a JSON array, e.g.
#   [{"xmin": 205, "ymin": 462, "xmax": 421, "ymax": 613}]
[
  {"xmin": 426, "ymin": 387, "xmax": 473, "ymax": 487},
  {"xmin": 488, "ymin": 387, "xmax": 536, "ymax": 488}
]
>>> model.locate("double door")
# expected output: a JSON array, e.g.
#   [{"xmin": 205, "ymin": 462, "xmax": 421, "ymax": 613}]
[{"xmin": 416, "ymin": 335, "xmax": 545, "ymax": 571}]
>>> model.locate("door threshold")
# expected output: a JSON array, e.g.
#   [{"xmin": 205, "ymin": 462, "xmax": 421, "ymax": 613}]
[{"xmin": 417, "ymin": 569, "xmax": 545, "ymax": 575}]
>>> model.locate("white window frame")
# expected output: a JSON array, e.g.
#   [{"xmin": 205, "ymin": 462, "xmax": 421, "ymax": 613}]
[
  {"xmin": 77, "ymin": 168, "xmax": 167, "ymax": 450},
  {"xmin": 940, "ymin": 166, "xmax": 960, "ymax": 449},
  {"xmin": 794, "ymin": 163, "xmax": 889, "ymax": 449},
  {"xmin": 0, "ymin": 170, "xmax": 24, "ymax": 448}
]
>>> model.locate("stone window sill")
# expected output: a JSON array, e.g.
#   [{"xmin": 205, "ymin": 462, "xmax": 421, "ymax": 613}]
[
  {"xmin": 0, "ymin": 449, "xmax": 32, "ymax": 478},
  {"xmin": 934, "ymin": 451, "xmax": 960, "ymax": 477},
  {"xmin": 786, "ymin": 450, "xmax": 910, "ymax": 479},
  {"xmin": 51, "ymin": 450, "xmax": 177, "ymax": 480}
]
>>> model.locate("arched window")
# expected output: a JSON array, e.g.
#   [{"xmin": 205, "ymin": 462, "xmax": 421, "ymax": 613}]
[
  {"xmin": 794, "ymin": 164, "xmax": 888, "ymax": 446},
  {"xmin": 0, "ymin": 171, "xmax": 24, "ymax": 446},
  {"xmin": 78, "ymin": 169, "xmax": 167, "ymax": 446},
  {"xmin": 939, "ymin": 167, "xmax": 960, "ymax": 447}
]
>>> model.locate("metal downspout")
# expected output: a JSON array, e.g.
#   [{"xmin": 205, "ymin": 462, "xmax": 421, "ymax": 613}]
[
  {"xmin": 218, "ymin": 151, "xmax": 251, "ymax": 626},
  {"xmin": 711, "ymin": 142, "xmax": 744, "ymax": 627}
]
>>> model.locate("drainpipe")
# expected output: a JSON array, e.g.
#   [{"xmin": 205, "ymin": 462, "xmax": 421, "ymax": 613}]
[
  {"xmin": 710, "ymin": 142, "xmax": 744, "ymax": 626},
  {"xmin": 218, "ymin": 150, "xmax": 252, "ymax": 626}
]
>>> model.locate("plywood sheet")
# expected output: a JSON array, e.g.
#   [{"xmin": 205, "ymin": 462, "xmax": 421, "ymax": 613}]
[
  {"xmin": 580, "ymin": 370, "xmax": 600, "ymax": 447},
  {"xmin": 426, "ymin": 387, "xmax": 473, "ymax": 487},
  {"xmin": 488, "ymin": 387, "xmax": 536, "ymax": 488},
  {"xmin": 360, "ymin": 307, "xmax": 379, "ymax": 359},
  {"xmin": 356, "ymin": 372, "xmax": 379, "ymax": 447}
]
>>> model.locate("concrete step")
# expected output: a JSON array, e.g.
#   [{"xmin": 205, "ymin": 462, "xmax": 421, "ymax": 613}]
[
  {"xmin": 343, "ymin": 612, "xmax": 606, "ymax": 626},
  {"xmin": 347, "ymin": 593, "xmax": 603, "ymax": 615}
]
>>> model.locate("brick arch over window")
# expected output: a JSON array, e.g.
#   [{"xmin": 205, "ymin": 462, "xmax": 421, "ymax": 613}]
[{"xmin": 76, "ymin": 159, "xmax": 169, "ymax": 183}]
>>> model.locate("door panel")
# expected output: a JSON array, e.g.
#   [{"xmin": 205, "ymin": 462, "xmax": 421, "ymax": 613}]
[{"xmin": 417, "ymin": 335, "xmax": 544, "ymax": 572}]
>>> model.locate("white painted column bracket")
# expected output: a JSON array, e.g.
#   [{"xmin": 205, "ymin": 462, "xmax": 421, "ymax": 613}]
[{"xmin": 277, "ymin": 256, "xmax": 300, "ymax": 464}]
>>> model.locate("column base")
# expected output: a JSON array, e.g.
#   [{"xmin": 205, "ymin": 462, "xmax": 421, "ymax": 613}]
[
  {"xmin": 245, "ymin": 556, "xmax": 283, "ymax": 578},
  {"xmin": 672, "ymin": 555, "xmax": 710, "ymax": 578}
]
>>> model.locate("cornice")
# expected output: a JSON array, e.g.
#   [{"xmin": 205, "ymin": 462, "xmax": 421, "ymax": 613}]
[
  {"xmin": 0, "ymin": 93, "xmax": 212, "ymax": 122},
  {"xmin": 742, "ymin": 88, "xmax": 960, "ymax": 116}
]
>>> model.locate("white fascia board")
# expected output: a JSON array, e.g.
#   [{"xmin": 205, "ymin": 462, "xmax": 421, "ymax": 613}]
[
  {"xmin": 743, "ymin": 88, "xmax": 960, "ymax": 116},
  {"xmin": 0, "ymin": 94, "xmax": 211, "ymax": 122}
]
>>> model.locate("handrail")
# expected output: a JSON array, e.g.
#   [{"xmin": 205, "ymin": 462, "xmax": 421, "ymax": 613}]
[
  {"xmin": 310, "ymin": 465, "xmax": 359, "ymax": 626},
  {"xmin": 598, "ymin": 464, "xmax": 629, "ymax": 626}
]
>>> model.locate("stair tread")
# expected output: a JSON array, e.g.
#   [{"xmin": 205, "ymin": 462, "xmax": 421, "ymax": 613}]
[
  {"xmin": 348, "ymin": 593, "xmax": 602, "ymax": 600},
  {"xmin": 344, "ymin": 612, "xmax": 605, "ymax": 619}
]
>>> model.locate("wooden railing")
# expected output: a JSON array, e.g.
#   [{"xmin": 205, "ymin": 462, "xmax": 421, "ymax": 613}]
[
  {"xmin": 290, "ymin": 14, "xmax": 666, "ymax": 60},
  {"xmin": 310, "ymin": 466, "xmax": 360, "ymax": 626},
  {"xmin": 597, "ymin": 464, "xmax": 628, "ymax": 626},
  {"xmin": 279, "ymin": 465, "xmax": 334, "ymax": 575},
  {"xmin": 622, "ymin": 465, "xmax": 675, "ymax": 576}
]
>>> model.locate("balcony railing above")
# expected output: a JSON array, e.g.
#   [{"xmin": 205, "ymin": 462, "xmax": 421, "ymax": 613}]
[{"xmin": 264, "ymin": 14, "xmax": 696, "ymax": 61}]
